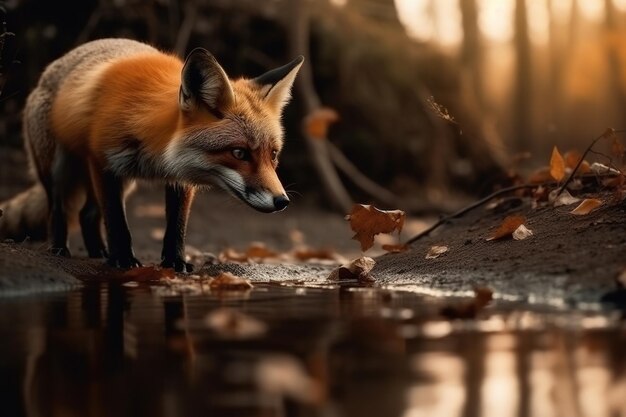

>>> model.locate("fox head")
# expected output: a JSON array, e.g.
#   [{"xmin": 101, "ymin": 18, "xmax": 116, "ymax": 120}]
[{"xmin": 165, "ymin": 49, "xmax": 304, "ymax": 213}]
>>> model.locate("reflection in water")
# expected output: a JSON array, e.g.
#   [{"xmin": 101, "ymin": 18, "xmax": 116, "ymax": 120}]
[{"xmin": 1, "ymin": 283, "xmax": 626, "ymax": 417}]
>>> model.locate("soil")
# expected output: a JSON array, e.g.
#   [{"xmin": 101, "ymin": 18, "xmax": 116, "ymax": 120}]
[{"xmin": 1, "ymin": 148, "xmax": 626, "ymax": 309}]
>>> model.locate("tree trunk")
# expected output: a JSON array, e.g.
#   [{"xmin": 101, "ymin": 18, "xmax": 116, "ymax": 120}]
[{"xmin": 513, "ymin": 0, "xmax": 532, "ymax": 151}]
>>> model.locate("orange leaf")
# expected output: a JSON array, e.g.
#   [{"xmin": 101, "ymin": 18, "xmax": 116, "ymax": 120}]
[
  {"xmin": 122, "ymin": 266, "xmax": 175, "ymax": 282},
  {"xmin": 570, "ymin": 198, "xmax": 602, "ymax": 215},
  {"xmin": 528, "ymin": 167, "xmax": 552, "ymax": 184},
  {"xmin": 602, "ymin": 173, "xmax": 625, "ymax": 188},
  {"xmin": 303, "ymin": 107, "xmax": 339, "ymax": 140},
  {"xmin": 563, "ymin": 149, "xmax": 588, "ymax": 171},
  {"xmin": 293, "ymin": 247, "xmax": 340, "ymax": 261},
  {"xmin": 345, "ymin": 204, "xmax": 405, "ymax": 251},
  {"xmin": 550, "ymin": 146, "xmax": 565, "ymax": 181},
  {"xmin": 209, "ymin": 272, "xmax": 253, "ymax": 291},
  {"xmin": 486, "ymin": 215, "xmax": 526, "ymax": 241}
]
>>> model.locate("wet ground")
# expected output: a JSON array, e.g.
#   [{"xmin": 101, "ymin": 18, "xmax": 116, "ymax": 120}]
[
  {"xmin": 2, "ymin": 281, "xmax": 626, "ymax": 417},
  {"xmin": 3, "ymin": 148, "xmax": 626, "ymax": 416}
]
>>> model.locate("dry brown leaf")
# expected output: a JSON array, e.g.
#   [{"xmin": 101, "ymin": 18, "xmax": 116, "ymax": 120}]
[
  {"xmin": 346, "ymin": 204, "xmax": 405, "ymax": 251},
  {"xmin": 440, "ymin": 287, "xmax": 494, "ymax": 319},
  {"xmin": 512, "ymin": 224, "xmax": 533, "ymax": 240},
  {"xmin": 602, "ymin": 173, "xmax": 625, "ymax": 189},
  {"xmin": 219, "ymin": 243, "xmax": 278, "ymax": 263},
  {"xmin": 590, "ymin": 162, "xmax": 620, "ymax": 175},
  {"xmin": 550, "ymin": 146, "xmax": 566, "ymax": 181},
  {"xmin": 122, "ymin": 266, "xmax": 175, "ymax": 282},
  {"xmin": 528, "ymin": 167, "xmax": 552, "ymax": 184},
  {"xmin": 486, "ymin": 215, "xmax": 526, "ymax": 241},
  {"xmin": 549, "ymin": 189, "xmax": 581, "ymax": 207},
  {"xmin": 303, "ymin": 107, "xmax": 339, "ymax": 139},
  {"xmin": 328, "ymin": 256, "xmax": 376, "ymax": 282},
  {"xmin": 563, "ymin": 149, "xmax": 583, "ymax": 170},
  {"xmin": 425, "ymin": 245, "xmax": 448, "ymax": 259},
  {"xmin": 570, "ymin": 198, "xmax": 603, "ymax": 215},
  {"xmin": 382, "ymin": 243, "xmax": 409, "ymax": 253},
  {"xmin": 209, "ymin": 272, "xmax": 254, "ymax": 291},
  {"xmin": 292, "ymin": 248, "xmax": 340, "ymax": 261}
]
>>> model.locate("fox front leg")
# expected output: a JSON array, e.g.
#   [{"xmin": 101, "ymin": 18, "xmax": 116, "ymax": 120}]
[
  {"xmin": 90, "ymin": 163, "xmax": 141, "ymax": 269},
  {"xmin": 161, "ymin": 183, "xmax": 195, "ymax": 273}
]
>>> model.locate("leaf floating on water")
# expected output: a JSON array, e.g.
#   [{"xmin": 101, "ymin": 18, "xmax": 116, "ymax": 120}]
[
  {"xmin": 486, "ymin": 215, "xmax": 526, "ymax": 241},
  {"xmin": 425, "ymin": 245, "xmax": 448, "ymax": 259},
  {"xmin": 327, "ymin": 256, "xmax": 376, "ymax": 282},
  {"xmin": 570, "ymin": 198, "xmax": 603, "ymax": 215},
  {"xmin": 440, "ymin": 287, "xmax": 494, "ymax": 319},
  {"xmin": 209, "ymin": 272, "xmax": 254, "ymax": 291},
  {"xmin": 122, "ymin": 266, "xmax": 175, "ymax": 282},
  {"xmin": 345, "ymin": 204, "xmax": 405, "ymax": 251},
  {"xmin": 205, "ymin": 308, "xmax": 267, "ymax": 338},
  {"xmin": 549, "ymin": 189, "xmax": 581, "ymax": 207},
  {"xmin": 550, "ymin": 146, "xmax": 565, "ymax": 181},
  {"xmin": 512, "ymin": 224, "xmax": 533, "ymax": 240}
]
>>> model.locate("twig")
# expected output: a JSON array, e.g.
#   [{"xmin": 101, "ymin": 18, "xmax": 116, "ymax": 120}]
[
  {"xmin": 405, "ymin": 183, "xmax": 542, "ymax": 245},
  {"xmin": 554, "ymin": 128, "xmax": 625, "ymax": 199}
]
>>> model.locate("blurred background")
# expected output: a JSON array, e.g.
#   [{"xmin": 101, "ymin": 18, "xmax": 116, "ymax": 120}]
[{"xmin": 2, "ymin": 0, "xmax": 626, "ymax": 213}]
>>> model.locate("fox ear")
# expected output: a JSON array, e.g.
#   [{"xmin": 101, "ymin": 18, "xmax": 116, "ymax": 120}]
[
  {"xmin": 180, "ymin": 48, "xmax": 234, "ymax": 113},
  {"xmin": 254, "ymin": 56, "xmax": 304, "ymax": 112}
]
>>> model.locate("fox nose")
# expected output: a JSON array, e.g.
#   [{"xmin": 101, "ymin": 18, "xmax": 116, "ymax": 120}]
[{"xmin": 273, "ymin": 195, "xmax": 290, "ymax": 211}]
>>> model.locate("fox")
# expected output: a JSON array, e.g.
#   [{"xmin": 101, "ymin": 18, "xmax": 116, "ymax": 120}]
[{"xmin": 0, "ymin": 38, "xmax": 303, "ymax": 272}]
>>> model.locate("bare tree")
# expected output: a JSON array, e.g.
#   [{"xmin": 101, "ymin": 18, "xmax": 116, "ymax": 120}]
[{"xmin": 513, "ymin": 0, "xmax": 532, "ymax": 151}]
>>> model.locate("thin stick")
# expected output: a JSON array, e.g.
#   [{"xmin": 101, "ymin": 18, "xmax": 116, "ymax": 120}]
[
  {"xmin": 554, "ymin": 128, "xmax": 625, "ymax": 199},
  {"xmin": 405, "ymin": 183, "xmax": 541, "ymax": 245}
]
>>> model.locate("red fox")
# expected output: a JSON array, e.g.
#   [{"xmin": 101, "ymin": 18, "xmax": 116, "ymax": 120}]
[{"xmin": 0, "ymin": 38, "xmax": 303, "ymax": 272}]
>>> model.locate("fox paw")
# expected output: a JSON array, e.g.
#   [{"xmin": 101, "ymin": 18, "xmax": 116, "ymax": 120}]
[
  {"xmin": 107, "ymin": 253, "xmax": 142, "ymax": 269},
  {"xmin": 161, "ymin": 257, "xmax": 194, "ymax": 273}
]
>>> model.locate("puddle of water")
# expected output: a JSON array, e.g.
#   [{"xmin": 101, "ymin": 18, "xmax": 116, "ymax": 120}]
[{"xmin": 1, "ymin": 282, "xmax": 626, "ymax": 417}]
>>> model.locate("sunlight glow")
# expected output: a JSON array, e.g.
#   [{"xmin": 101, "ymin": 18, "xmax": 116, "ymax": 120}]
[
  {"xmin": 579, "ymin": 0, "xmax": 605, "ymax": 22},
  {"xmin": 395, "ymin": 0, "xmax": 462, "ymax": 46},
  {"xmin": 396, "ymin": 0, "xmax": 608, "ymax": 46},
  {"xmin": 478, "ymin": 0, "xmax": 515, "ymax": 43}
]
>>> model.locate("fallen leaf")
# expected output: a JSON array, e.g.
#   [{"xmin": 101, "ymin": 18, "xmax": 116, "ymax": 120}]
[
  {"xmin": 303, "ymin": 107, "xmax": 339, "ymax": 139},
  {"xmin": 328, "ymin": 256, "xmax": 376, "ymax": 282},
  {"xmin": 549, "ymin": 189, "xmax": 581, "ymax": 207},
  {"xmin": 293, "ymin": 247, "xmax": 341, "ymax": 261},
  {"xmin": 425, "ymin": 245, "xmax": 448, "ymax": 259},
  {"xmin": 563, "ymin": 149, "xmax": 583, "ymax": 170},
  {"xmin": 590, "ymin": 162, "xmax": 621, "ymax": 175},
  {"xmin": 122, "ymin": 266, "xmax": 175, "ymax": 282},
  {"xmin": 205, "ymin": 308, "xmax": 267, "ymax": 338},
  {"xmin": 512, "ymin": 224, "xmax": 533, "ymax": 240},
  {"xmin": 345, "ymin": 204, "xmax": 406, "ymax": 251},
  {"xmin": 602, "ymin": 173, "xmax": 625, "ymax": 189},
  {"xmin": 528, "ymin": 167, "xmax": 552, "ymax": 184},
  {"xmin": 570, "ymin": 198, "xmax": 603, "ymax": 215},
  {"xmin": 382, "ymin": 243, "xmax": 409, "ymax": 253},
  {"xmin": 440, "ymin": 287, "xmax": 494, "ymax": 319},
  {"xmin": 550, "ymin": 146, "xmax": 566, "ymax": 181},
  {"xmin": 486, "ymin": 215, "xmax": 526, "ymax": 241},
  {"xmin": 219, "ymin": 243, "xmax": 278, "ymax": 263},
  {"xmin": 209, "ymin": 272, "xmax": 254, "ymax": 291}
]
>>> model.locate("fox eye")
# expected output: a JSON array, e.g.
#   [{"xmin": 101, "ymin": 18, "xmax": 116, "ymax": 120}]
[
  {"xmin": 231, "ymin": 148, "xmax": 250, "ymax": 161},
  {"xmin": 271, "ymin": 150, "xmax": 278, "ymax": 162}
]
